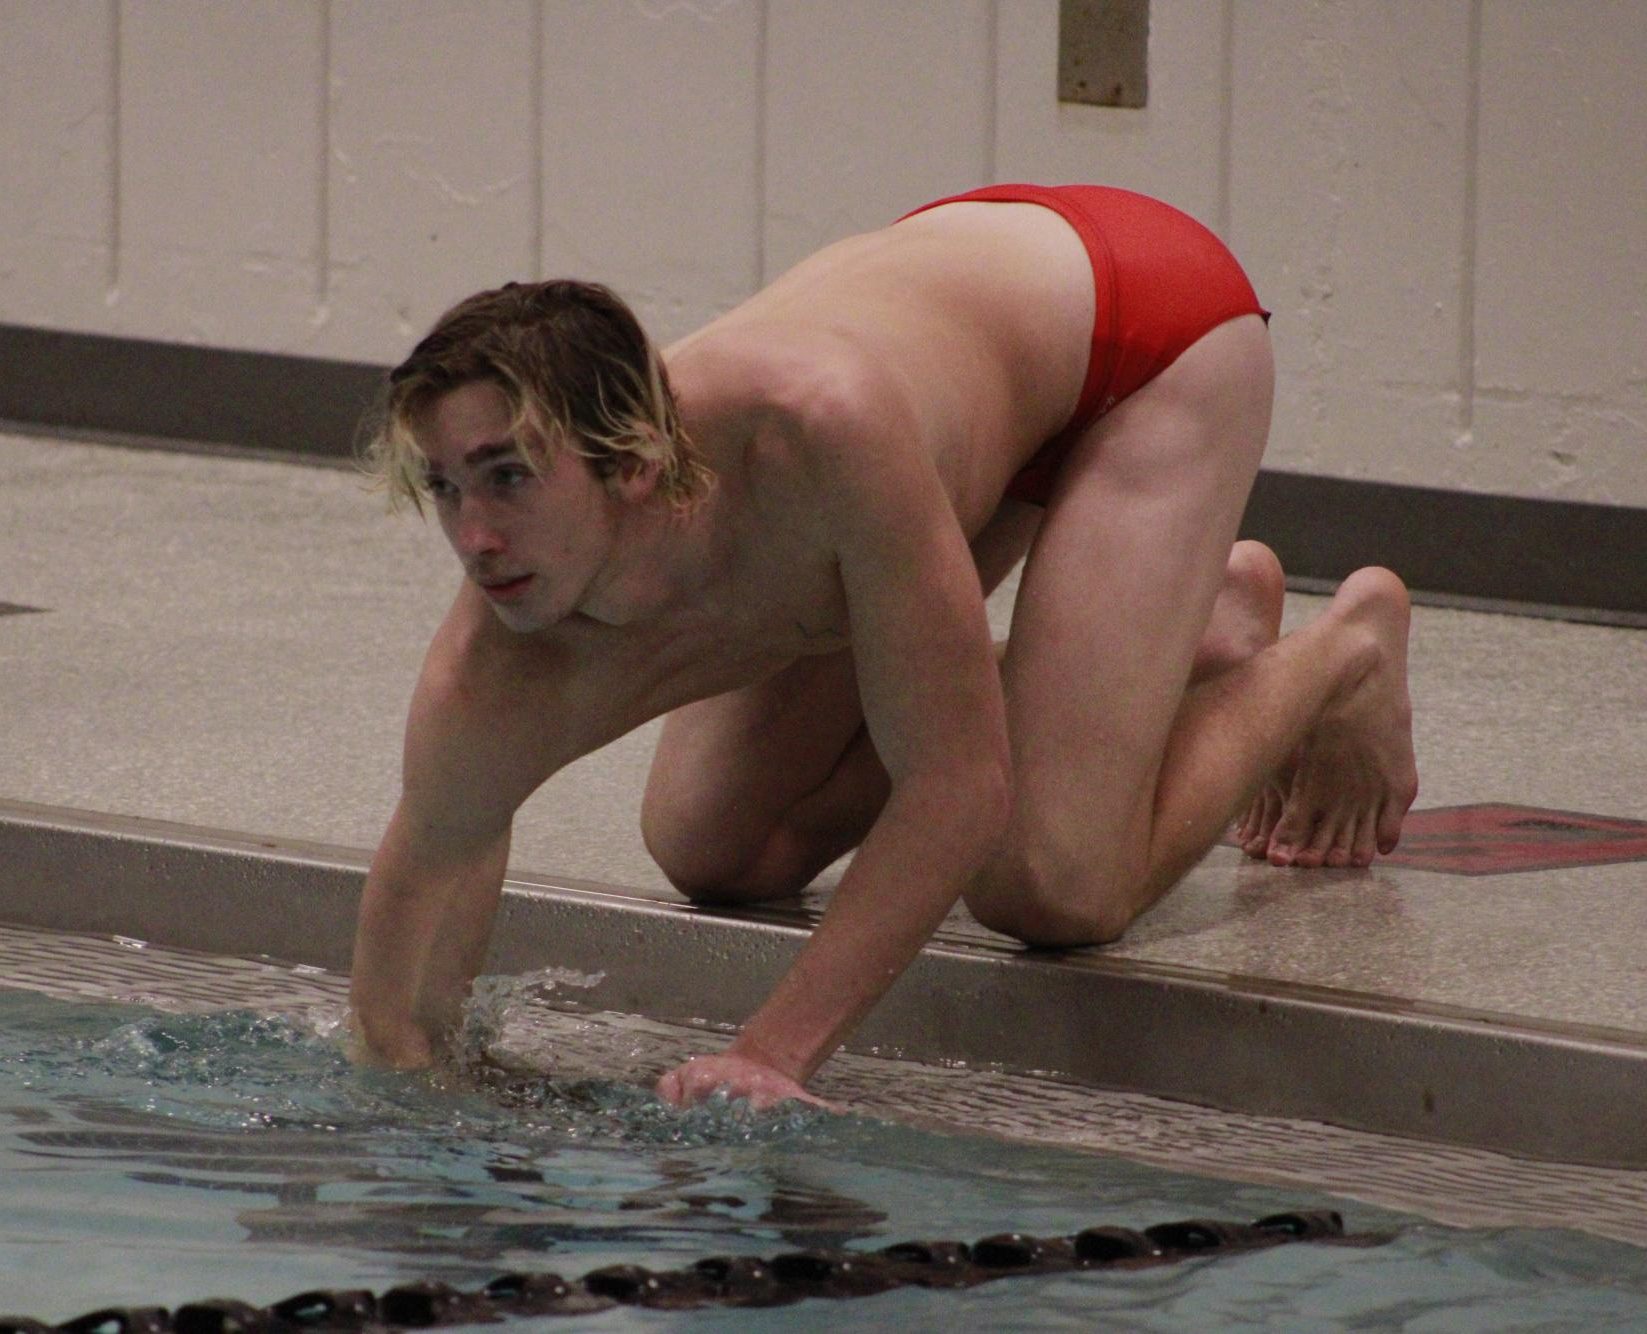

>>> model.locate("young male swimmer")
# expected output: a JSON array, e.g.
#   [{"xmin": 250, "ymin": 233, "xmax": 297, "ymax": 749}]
[{"xmin": 348, "ymin": 184, "xmax": 1418, "ymax": 1108}]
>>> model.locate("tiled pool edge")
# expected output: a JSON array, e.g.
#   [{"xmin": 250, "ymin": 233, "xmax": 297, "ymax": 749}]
[{"xmin": 4, "ymin": 796, "xmax": 1644, "ymax": 1168}]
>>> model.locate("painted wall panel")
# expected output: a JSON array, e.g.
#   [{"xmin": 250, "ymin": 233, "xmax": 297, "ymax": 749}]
[
  {"xmin": 1471, "ymin": 395, "xmax": 1647, "ymax": 504},
  {"xmin": 0, "ymin": 1, "xmax": 115, "ymax": 328},
  {"xmin": 994, "ymin": 0, "xmax": 1223, "ymax": 226},
  {"xmin": 0, "ymin": 0, "xmax": 1642, "ymax": 503},
  {"xmin": 1476, "ymin": 1, "xmax": 1646, "ymax": 396},
  {"xmin": 115, "ymin": 0, "xmax": 325, "ymax": 350},
  {"xmin": 540, "ymin": 0, "xmax": 762, "ymax": 346},
  {"xmin": 319, "ymin": 1, "xmax": 539, "ymax": 364},
  {"xmin": 762, "ymin": 0, "xmax": 994, "ymax": 279},
  {"xmin": 1229, "ymin": 0, "xmax": 1472, "ymax": 484},
  {"xmin": 1473, "ymin": 1, "xmax": 1646, "ymax": 502}
]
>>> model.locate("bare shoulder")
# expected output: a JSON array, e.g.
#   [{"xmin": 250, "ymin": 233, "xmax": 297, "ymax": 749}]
[
  {"xmin": 673, "ymin": 322, "xmax": 879, "ymax": 426},
  {"xmin": 774, "ymin": 344, "xmax": 933, "ymax": 523},
  {"xmin": 681, "ymin": 323, "xmax": 915, "ymax": 504}
]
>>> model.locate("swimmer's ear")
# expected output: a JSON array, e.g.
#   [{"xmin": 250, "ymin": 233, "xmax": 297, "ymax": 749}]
[{"xmin": 606, "ymin": 453, "xmax": 662, "ymax": 504}]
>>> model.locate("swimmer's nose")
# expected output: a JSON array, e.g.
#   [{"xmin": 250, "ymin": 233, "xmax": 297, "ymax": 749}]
[{"xmin": 449, "ymin": 498, "xmax": 506, "ymax": 560}]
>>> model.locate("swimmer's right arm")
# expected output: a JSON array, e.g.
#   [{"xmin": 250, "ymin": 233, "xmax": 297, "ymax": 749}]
[
  {"xmin": 348, "ymin": 625, "xmax": 563, "ymax": 1069},
  {"xmin": 348, "ymin": 795, "xmax": 512, "ymax": 1068}
]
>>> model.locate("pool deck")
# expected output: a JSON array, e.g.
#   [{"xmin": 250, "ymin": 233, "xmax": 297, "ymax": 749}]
[{"xmin": 3, "ymin": 427, "xmax": 1645, "ymax": 1172}]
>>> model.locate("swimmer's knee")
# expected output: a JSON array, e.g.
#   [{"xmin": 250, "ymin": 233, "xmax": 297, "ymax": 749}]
[
  {"xmin": 968, "ymin": 889, "xmax": 1133, "ymax": 950},
  {"xmin": 965, "ymin": 845, "xmax": 1139, "ymax": 948},
  {"xmin": 641, "ymin": 795, "xmax": 754, "ymax": 901},
  {"xmin": 670, "ymin": 874, "xmax": 800, "ymax": 907},
  {"xmin": 645, "ymin": 811, "xmax": 817, "ymax": 906},
  {"xmin": 655, "ymin": 855, "xmax": 804, "ymax": 907}
]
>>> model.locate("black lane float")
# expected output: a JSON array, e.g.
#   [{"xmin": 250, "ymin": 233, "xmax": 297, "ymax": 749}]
[{"xmin": 3, "ymin": 1209, "xmax": 1381, "ymax": 1330}]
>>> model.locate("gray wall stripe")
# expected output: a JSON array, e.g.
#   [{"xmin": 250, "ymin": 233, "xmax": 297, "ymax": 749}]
[{"xmin": 3, "ymin": 323, "xmax": 1643, "ymax": 621}]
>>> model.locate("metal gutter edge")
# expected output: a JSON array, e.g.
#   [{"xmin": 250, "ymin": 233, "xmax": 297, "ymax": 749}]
[{"xmin": 3, "ymin": 797, "xmax": 1643, "ymax": 1167}]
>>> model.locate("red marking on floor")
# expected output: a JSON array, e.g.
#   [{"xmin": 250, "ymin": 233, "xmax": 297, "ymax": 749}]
[{"xmin": 1228, "ymin": 804, "xmax": 1647, "ymax": 876}]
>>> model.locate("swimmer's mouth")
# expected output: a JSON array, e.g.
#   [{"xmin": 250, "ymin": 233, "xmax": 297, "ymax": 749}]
[{"xmin": 479, "ymin": 574, "xmax": 533, "ymax": 601}]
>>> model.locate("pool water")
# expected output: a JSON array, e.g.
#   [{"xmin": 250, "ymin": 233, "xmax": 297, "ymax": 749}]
[{"xmin": 4, "ymin": 986, "xmax": 1647, "ymax": 1330}]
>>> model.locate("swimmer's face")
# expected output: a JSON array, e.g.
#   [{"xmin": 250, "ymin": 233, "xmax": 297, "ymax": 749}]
[{"xmin": 415, "ymin": 380, "xmax": 618, "ymax": 634}]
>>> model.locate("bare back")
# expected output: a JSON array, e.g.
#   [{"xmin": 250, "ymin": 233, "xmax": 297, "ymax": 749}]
[{"xmin": 667, "ymin": 201, "xmax": 1096, "ymax": 533}]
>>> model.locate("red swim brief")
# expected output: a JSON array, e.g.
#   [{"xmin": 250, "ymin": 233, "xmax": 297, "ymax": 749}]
[{"xmin": 899, "ymin": 183, "xmax": 1268, "ymax": 505}]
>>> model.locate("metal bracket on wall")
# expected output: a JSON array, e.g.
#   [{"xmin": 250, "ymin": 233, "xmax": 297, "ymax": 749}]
[{"xmin": 1059, "ymin": 0, "xmax": 1149, "ymax": 107}]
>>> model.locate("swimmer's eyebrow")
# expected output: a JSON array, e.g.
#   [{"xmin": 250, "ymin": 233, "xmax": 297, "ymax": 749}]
[
  {"xmin": 424, "ymin": 441, "xmax": 522, "ymax": 479},
  {"xmin": 462, "ymin": 441, "xmax": 523, "ymax": 467}
]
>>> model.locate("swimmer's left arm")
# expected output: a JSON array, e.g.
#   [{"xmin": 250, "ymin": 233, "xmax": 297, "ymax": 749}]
[{"xmin": 658, "ymin": 387, "xmax": 1011, "ymax": 1106}]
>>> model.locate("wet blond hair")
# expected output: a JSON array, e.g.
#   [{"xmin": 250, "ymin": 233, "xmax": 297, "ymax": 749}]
[{"xmin": 361, "ymin": 279, "xmax": 712, "ymax": 512}]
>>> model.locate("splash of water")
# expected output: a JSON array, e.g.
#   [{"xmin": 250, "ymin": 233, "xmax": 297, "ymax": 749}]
[
  {"xmin": 456, "ymin": 964, "xmax": 606, "ymax": 1063},
  {"xmin": 2, "ymin": 981, "xmax": 835, "ymax": 1154}
]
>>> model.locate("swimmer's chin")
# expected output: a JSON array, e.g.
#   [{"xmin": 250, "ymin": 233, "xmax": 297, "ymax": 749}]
[
  {"xmin": 465, "ymin": 580, "xmax": 601, "ymax": 635},
  {"xmin": 482, "ymin": 599, "xmax": 590, "ymax": 637},
  {"xmin": 487, "ymin": 606, "xmax": 545, "ymax": 634},
  {"xmin": 471, "ymin": 581, "xmax": 552, "ymax": 634}
]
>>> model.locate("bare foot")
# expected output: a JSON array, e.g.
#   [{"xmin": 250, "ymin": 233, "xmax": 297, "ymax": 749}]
[
  {"xmin": 1236, "ymin": 752, "xmax": 1295, "ymax": 860},
  {"xmin": 1264, "ymin": 567, "xmax": 1419, "ymax": 869},
  {"xmin": 1186, "ymin": 541, "xmax": 1295, "ymax": 859},
  {"xmin": 1190, "ymin": 540, "xmax": 1286, "ymax": 684}
]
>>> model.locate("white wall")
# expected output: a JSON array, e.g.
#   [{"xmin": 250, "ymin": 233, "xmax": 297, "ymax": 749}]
[{"xmin": 1, "ymin": 0, "xmax": 1642, "ymax": 504}]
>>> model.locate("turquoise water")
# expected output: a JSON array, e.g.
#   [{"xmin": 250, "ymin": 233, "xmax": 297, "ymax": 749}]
[{"xmin": 4, "ymin": 987, "xmax": 1647, "ymax": 1330}]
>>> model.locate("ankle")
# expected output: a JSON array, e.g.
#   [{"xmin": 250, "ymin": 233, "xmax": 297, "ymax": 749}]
[{"xmin": 1328, "ymin": 618, "xmax": 1384, "ymax": 702}]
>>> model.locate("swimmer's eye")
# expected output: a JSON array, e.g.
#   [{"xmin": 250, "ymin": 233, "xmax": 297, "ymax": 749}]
[
  {"xmin": 487, "ymin": 462, "xmax": 535, "ymax": 493},
  {"xmin": 421, "ymin": 473, "xmax": 458, "ymax": 502}
]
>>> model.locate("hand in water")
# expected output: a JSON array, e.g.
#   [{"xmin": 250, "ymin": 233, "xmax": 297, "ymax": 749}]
[
  {"xmin": 345, "ymin": 1010, "xmax": 437, "ymax": 1071},
  {"xmin": 656, "ymin": 1052, "xmax": 834, "ymax": 1112}
]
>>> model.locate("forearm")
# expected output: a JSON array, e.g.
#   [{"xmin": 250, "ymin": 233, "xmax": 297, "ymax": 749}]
[
  {"xmin": 349, "ymin": 806, "xmax": 510, "ymax": 1064},
  {"xmin": 729, "ymin": 770, "xmax": 1007, "ymax": 1083},
  {"xmin": 408, "ymin": 840, "xmax": 510, "ymax": 1037}
]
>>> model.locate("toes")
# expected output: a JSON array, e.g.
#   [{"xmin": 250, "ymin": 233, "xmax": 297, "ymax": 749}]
[
  {"xmin": 1235, "ymin": 797, "xmax": 1259, "ymax": 848},
  {"xmin": 1375, "ymin": 794, "xmax": 1410, "ymax": 854},
  {"xmin": 1267, "ymin": 805, "xmax": 1316, "ymax": 867},
  {"xmin": 1265, "ymin": 785, "xmax": 1284, "ymax": 832},
  {"xmin": 1318, "ymin": 812, "xmax": 1353, "ymax": 868},
  {"xmin": 1351, "ymin": 814, "xmax": 1378, "ymax": 868},
  {"xmin": 1296, "ymin": 814, "xmax": 1339, "ymax": 870},
  {"xmin": 1268, "ymin": 797, "xmax": 1376, "ymax": 871},
  {"xmin": 1240, "ymin": 789, "xmax": 1278, "ymax": 859}
]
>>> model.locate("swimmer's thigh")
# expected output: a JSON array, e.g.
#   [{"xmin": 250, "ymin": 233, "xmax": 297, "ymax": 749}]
[
  {"xmin": 641, "ymin": 650, "xmax": 870, "ymax": 901},
  {"xmin": 967, "ymin": 314, "xmax": 1273, "ymax": 944}
]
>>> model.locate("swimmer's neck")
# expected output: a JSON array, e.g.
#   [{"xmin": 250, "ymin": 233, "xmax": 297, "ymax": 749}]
[{"xmin": 573, "ymin": 474, "xmax": 743, "ymax": 634}]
